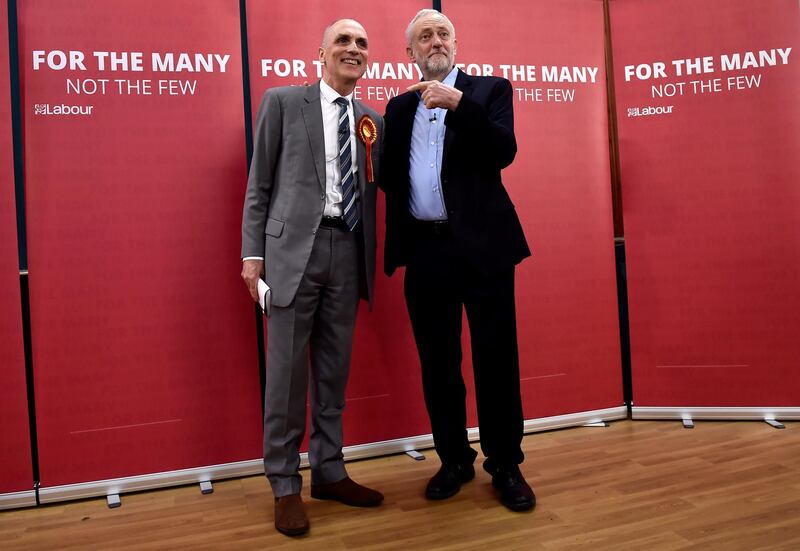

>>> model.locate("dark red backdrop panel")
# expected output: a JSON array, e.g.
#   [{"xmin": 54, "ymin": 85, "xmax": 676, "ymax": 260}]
[
  {"xmin": 0, "ymin": 4, "xmax": 33, "ymax": 495},
  {"xmin": 446, "ymin": 0, "xmax": 623, "ymax": 418},
  {"xmin": 245, "ymin": 0, "xmax": 433, "ymax": 446},
  {"xmin": 20, "ymin": 0, "xmax": 262, "ymax": 487},
  {"xmin": 611, "ymin": 0, "xmax": 800, "ymax": 406}
]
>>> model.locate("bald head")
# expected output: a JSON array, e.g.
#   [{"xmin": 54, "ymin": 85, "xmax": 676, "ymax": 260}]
[
  {"xmin": 318, "ymin": 18, "xmax": 369, "ymax": 96},
  {"xmin": 322, "ymin": 18, "xmax": 366, "ymax": 48}
]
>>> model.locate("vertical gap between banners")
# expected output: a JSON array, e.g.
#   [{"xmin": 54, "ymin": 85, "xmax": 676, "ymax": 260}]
[
  {"xmin": 8, "ymin": 0, "xmax": 41, "ymax": 503},
  {"xmin": 604, "ymin": 0, "xmax": 624, "ymax": 238},
  {"xmin": 8, "ymin": 0, "xmax": 25, "ymax": 269},
  {"xmin": 238, "ymin": 0, "xmax": 267, "ymax": 415},
  {"xmin": 603, "ymin": 0, "xmax": 633, "ymax": 412}
]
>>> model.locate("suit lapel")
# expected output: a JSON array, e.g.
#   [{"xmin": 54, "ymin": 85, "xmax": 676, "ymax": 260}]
[
  {"xmin": 301, "ymin": 83, "xmax": 326, "ymax": 191},
  {"xmin": 443, "ymin": 70, "xmax": 471, "ymax": 169}
]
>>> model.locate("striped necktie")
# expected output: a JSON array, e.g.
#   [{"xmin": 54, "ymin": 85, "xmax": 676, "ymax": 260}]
[{"xmin": 333, "ymin": 97, "xmax": 359, "ymax": 230}]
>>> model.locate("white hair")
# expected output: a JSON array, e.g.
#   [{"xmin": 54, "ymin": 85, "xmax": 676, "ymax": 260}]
[{"xmin": 405, "ymin": 9, "xmax": 456, "ymax": 45}]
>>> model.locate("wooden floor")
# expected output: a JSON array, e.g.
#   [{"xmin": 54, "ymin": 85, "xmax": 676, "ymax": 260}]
[{"xmin": 2, "ymin": 420, "xmax": 799, "ymax": 550}]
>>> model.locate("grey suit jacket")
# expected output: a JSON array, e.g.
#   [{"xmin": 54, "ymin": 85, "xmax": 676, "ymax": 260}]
[{"xmin": 242, "ymin": 82, "xmax": 382, "ymax": 307}]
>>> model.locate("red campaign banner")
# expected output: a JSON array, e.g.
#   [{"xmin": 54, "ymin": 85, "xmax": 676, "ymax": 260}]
[
  {"xmin": 445, "ymin": 0, "xmax": 623, "ymax": 419},
  {"xmin": 20, "ymin": 0, "xmax": 262, "ymax": 487},
  {"xmin": 245, "ymin": 0, "xmax": 433, "ymax": 446},
  {"xmin": 611, "ymin": 0, "xmax": 800, "ymax": 406},
  {"xmin": 0, "ymin": 5, "xmax": 33, "ymax": 495}
]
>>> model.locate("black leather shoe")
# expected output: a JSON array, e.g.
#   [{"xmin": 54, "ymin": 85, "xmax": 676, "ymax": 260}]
[
  {"xmin": 425, "ymin": 463, "xmax": 475, "ymax": 500},
  {"xmin": 492, "ymin": 466, "xmax": 535, "ymax": 511}
]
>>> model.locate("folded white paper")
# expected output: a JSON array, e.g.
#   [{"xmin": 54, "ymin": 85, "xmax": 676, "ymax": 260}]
[{"xmin": 257, "ymin": 279, "xmax": 271, "ymax": 316}]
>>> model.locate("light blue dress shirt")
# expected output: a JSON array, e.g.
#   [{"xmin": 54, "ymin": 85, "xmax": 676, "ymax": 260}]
[{"xmin": 408, "ymin": 67, "xmax": 459, "ymax": 221}]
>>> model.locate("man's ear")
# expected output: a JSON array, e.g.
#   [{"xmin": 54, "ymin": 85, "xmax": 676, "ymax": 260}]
[
  {"xmin": 318, "ymin": 47, "xmax": 326, "ymax": 65},
  {"xmin": 406, "ymin": 46, "xmax": 415, "ymax": 62}
]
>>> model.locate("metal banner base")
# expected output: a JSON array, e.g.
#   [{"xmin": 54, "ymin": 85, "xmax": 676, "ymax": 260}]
[{"xmin": 632, "ymin": 406, "xmax": 800, "ymax": 421}]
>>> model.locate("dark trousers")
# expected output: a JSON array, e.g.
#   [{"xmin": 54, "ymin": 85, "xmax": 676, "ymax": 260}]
[{"xmin": 403, "ymin": 223, "xmax": 524, "ymax": 473}]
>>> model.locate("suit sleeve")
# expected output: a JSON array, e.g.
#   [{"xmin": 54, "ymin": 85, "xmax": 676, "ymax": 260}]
[
  {"xmin": 241, "ymin": 89, "xmax": 282, "ymax": 258},
  {"xmin": 443, "ymin": 78, "xmax": 517, "ymax": 170}
]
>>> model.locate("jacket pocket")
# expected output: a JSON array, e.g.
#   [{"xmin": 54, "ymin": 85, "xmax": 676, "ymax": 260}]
[{"xmin": 265, "ymin": 217, "xmax": 285, "ymax": 238}]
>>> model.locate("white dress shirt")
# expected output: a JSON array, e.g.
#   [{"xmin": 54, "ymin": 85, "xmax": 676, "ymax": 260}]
[
  {"xmin": 319, "ymin": 79, "xmax": 359, "ymax": 218},
  {"xmin": 408, "ymin": 66, "xmax": 458, "ymax": 220}
]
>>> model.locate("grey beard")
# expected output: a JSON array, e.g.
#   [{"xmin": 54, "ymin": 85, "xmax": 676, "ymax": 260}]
[{"xmin": 421, "ymin": 56, "xmax": 451, "ymax": 79}]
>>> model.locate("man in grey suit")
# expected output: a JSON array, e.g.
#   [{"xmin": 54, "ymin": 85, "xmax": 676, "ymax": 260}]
[{"xmin": 241, "ymin": 18, "xmax": 383, "ymax": 537}]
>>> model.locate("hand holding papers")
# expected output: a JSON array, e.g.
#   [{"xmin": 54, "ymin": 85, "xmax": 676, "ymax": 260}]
[{"xmin": 257, "ymin": 279, "xmax": 271, "ymax": 316}]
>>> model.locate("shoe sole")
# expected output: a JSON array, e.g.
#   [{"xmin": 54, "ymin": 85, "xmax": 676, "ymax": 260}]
[
  {"xmin": 425, "ymin": 470, "xmax": 475, "ymax": 500},
  {"xmin": 275, "ymin": 524, "xmax": 309, "ymax": 537},
  {"xmin": 425, "ymin": 487, "xmax": 460, "ymax": 500},
  {"xmin": 492, "ymin": 479, "xmax": 536, "ymax": 512},
  {"xmin": 502, "ymin": 499, "xmax": 536, "ymax": 512}
]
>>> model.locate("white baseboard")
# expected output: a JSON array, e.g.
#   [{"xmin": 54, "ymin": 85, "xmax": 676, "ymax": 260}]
[
  {"xmin": 0, "ymin": 490, "xmax": 36, "ymax": 510},
  {"xmin": 29, "ymin": 405, "xmax": 627, "ymax": 506},
  {"xmin": 38, "ymin": 459, "xmax": 265, "ymax": 504},
  {"xmin": 632, "ymin": 406, "xmax": 800, "ymax": 420},
  {"xmin": 518, "ymin": 406, "xmax": 628, "ymax": 433}
]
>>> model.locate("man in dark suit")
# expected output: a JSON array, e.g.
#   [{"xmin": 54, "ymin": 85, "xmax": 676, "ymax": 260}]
[
  {"xmin": 381, "ymin": 9, "xmax": 535, "ymax": 511},
  {"xmin": 241, "ymin": 19, "xmax": 384, "ymax": 536}
]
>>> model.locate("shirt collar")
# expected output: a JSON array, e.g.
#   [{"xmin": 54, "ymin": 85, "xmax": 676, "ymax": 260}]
[
  {"xmin": 319, "ymin": 79, "xmax": 354, "ymax": 105},
  {"xmin": 441, "ymin": 66, "xmax": 459, "ymax": 87}
]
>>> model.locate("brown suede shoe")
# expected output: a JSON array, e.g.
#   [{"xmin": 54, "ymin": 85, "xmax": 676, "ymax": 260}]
[
  {"xmin": 310, "ymin": 477, "xmax": 384, "ymax": 507},
  {"xmin": 274, "ymin": 494, "xmax": 309, "ymax": 536}
]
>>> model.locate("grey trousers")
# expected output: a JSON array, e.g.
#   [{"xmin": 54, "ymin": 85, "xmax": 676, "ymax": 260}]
[{"xmin": 263, "ymin": 225, "xmax": 360, "ymax": 497}]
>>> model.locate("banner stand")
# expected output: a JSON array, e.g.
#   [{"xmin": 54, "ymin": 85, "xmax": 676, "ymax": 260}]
[
  {"xmin": 632, "ymin": 407, "xmax": 800, "ymax": 421},
  {"xmin": 38, "ymin": 460, "xmax": 264, "ymax": 505},
  {"xmin": 32, "ymin": 406, "xmax": 626, "ymax": 507}
]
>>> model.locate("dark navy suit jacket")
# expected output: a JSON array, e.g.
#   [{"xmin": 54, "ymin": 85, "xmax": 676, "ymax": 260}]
[{"xmin": 381, "ymin": 69, "xmax": 530, "ymax": 277}]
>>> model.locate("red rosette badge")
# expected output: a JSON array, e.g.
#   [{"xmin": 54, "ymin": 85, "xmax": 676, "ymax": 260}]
[{"xmin": 357, "ymin": 115, "xmax": 378, "ymax": 183}]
